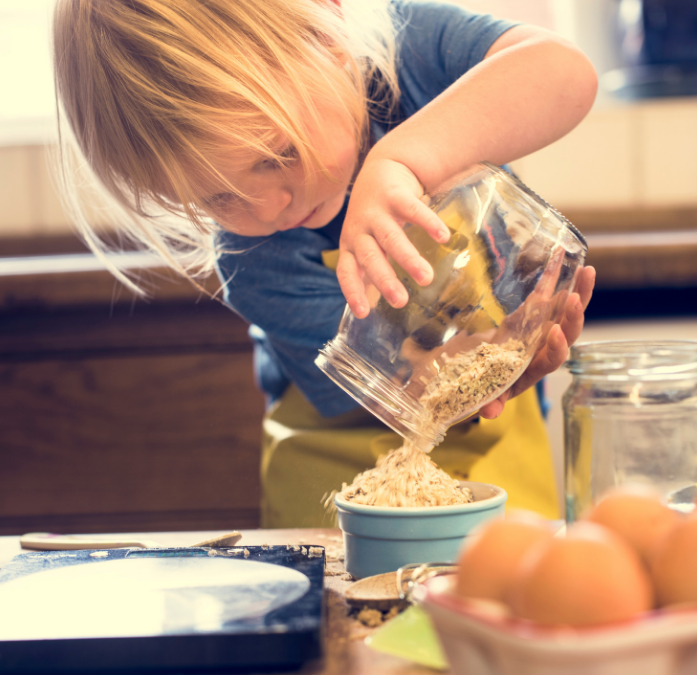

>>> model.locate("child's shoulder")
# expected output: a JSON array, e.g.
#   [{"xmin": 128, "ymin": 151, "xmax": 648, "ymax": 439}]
[
  {"xmin": 389, "ymin": 0, "xmax": 519, "ymax": 116},
  {"xmin": 390, "ymin": 0, "xmax": 519, "ymax": 51},
  {"xmin": 390, "ymin": 0, "xmax": 504, "ymax": 22}
]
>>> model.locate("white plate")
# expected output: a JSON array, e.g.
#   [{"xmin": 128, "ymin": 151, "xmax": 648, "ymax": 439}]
[{"xmin": 0, "ymin": 556, "xmax": 310, "ymax": 640}]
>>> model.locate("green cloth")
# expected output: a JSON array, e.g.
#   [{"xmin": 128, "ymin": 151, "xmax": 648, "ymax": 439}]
[{"xmin": 366, "ymin": 605, "xmax": 448, "ymax": 671}]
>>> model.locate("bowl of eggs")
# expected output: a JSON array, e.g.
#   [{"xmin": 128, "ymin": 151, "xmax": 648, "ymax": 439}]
[{"xmin": 417, "ymin": 485, "xmax": 697, "ymax": 675}]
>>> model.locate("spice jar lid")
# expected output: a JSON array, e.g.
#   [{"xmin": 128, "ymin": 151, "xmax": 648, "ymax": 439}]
[{"xmin": 565, "ymin": 340, "xmax": 697, "ymax": 381}]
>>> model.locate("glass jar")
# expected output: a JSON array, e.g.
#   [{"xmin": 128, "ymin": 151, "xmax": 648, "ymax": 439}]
[
  {"xmin": 316, "ymin": 162, "xmax": 587, "ymax": 451},
  {"xmin": 564, "ymin": 341, "xmax": 697, "ymax": 521}
]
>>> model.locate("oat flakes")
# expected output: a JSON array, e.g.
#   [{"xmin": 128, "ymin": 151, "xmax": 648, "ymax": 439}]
[{"xmin": 339, "ymin": 339, "xmax": 525, "ymax": 508}]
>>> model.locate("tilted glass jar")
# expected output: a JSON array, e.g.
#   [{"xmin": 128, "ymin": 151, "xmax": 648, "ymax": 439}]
[
  {"xmin": 316, "ymin": 162, "xmax": 587, "ymax": 451},
  {"xmin": 564, "ymin": 341, "xmax": 697, "ymax": 521}
]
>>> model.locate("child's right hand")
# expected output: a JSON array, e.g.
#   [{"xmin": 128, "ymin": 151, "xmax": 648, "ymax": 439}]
[{"xmin": 336, "ymin": 155, "xmax": 451, "ymax": 319}]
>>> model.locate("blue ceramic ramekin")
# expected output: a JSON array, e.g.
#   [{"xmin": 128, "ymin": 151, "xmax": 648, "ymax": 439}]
[{"xmin": 335, "ymin": 481, "xmax": 507, "ymax": 579}]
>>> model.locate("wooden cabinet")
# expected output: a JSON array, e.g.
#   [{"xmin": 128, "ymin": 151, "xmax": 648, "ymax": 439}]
[{"xmin": 0, "ymin": 259, "xmax": 265, "ymax": 535}]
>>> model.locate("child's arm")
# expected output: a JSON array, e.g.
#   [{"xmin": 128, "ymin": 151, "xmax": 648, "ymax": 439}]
[{"xmin": 337, "ymin": 24, "xmax": 597, "ymax": 318}]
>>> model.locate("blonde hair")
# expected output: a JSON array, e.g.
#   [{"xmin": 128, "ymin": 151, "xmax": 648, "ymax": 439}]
[{"xmin": 52, "ymin": 0, "xmax": 399, "ymax": 294}]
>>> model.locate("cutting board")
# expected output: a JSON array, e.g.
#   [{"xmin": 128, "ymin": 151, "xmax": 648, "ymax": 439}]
[{"xmin": 0, "ymin": 545, "xmax": 325, "ymax": 673}]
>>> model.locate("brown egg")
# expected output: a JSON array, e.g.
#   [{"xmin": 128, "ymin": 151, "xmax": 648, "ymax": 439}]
[
  {"xmin": 454, "ymin": 512, "xmax": 554, "ymax": 604},
  {"xmin": 652, "ymin": 515, "xmax": 697, "ymax": 608},
  {"xmin": 509, "ymin": 521, "xmax": 654, "ymax": 626},
  {"xmin": 584, "ymin": 484, "xmax": 681, "ymax": 566}
]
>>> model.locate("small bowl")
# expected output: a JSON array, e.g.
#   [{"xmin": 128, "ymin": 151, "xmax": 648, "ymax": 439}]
[
  {"xmin": 335, "ymin": 481, "xmax": 507, "ymax": 579},
  {"xmin": 420, "ymin": 576, "xmax": 697, "ymax": 675}
]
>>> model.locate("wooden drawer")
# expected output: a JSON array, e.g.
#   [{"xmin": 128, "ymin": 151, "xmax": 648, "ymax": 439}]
[{"xmin": 0, "ymin": 262, "xmax": 265, "ymax": 535}]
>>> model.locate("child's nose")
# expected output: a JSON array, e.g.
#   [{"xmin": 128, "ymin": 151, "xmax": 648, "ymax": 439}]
[{"xmin": 254, "ymin": 186, "xmax": 292, "ymax": 223}]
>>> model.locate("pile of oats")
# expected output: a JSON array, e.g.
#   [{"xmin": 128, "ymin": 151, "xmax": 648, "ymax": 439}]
[
  {"xmin": 354, "ymin": 605, "xmax": 401, "ymax": 627},
  {"xmin": 339, "ymin": 338, "xmax": 526, "ymax": 508},
  {"xmin": 420, "ymin": 338, "xmax": 526, "ymax": 427},
  {"xmin": 340, "ymin": 441, "xmax": 473, "ymax": 507}
]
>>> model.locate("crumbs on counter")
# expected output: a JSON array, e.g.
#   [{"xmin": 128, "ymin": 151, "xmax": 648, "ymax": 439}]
[
  {"xmin": 89, "ymin": 551, "xmax": 109, "ymax": 558},
  {"xmin": 284, "ymin": 541, "xmax": 342, "ymax": 560},
  {"xmin": 356, "ymin": 608, "xmax": 383, "ymax": 628},
  {"xmin": 354, "ymin": 605, "xmax": 401, "ymax": 627},
  {"xmin": 207, "ymin": 548, "xmax": 243, "ymax": 557},
  {"xmin": 324, "ymin": 567, "xmax": 346, "ymax": 577},
  {"xmin": 325, "ymin": 544, "xmax": 345, "ymax": 562},
  {"xmin": 243, "ymin": 548, "xmax": 250, "ymax": 558}
]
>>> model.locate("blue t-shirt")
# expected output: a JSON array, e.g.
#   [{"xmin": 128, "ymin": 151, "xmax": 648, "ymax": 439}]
[{"xmin": 215, "ymin": 1, "xmax": 517, "ymax": 417}]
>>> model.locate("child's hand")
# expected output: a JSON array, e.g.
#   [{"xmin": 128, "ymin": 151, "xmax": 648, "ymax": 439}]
[
  {"xmin": 336, "ymin": 156, "xmax": 451, "ymax": 319},
  {"xmin": 478, "ymin": 266, "xmax": 596, "ymax": 419}
]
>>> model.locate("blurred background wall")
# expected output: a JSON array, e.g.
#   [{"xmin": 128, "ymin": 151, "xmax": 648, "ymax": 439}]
[{"xmin": 3, "ymin": 1, "xmax": 697, "ymax": 267}]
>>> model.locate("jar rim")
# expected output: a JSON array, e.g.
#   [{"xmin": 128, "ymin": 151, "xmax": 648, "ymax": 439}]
[
  {"xmin": 565, "ymin": 340, "xmax": 697, "ymax": 379},
  {"xmin": 484, "ymin": 162, "xmax": 588, "ymax": 251},
  {"xmin": 429, "ymin": 162, "xmax": 588, "ymax": 252}
]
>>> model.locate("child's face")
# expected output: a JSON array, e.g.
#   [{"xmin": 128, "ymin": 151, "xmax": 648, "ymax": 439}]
[{"xmin": 195, "ymin": 101, "xmax": 358, "ymax": 237}]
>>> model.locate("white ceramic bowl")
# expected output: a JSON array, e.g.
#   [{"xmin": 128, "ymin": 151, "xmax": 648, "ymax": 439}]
[
  {"xmin": 335, "ymin": 481, "xmax": 507, "ymax": 579},
  {"xmin": 420, "ymin": 575, "xmax": 697, "ymax": 675}
]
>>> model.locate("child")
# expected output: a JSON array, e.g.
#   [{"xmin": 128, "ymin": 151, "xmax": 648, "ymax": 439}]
[{"xmin": 52, "ymin": 0, "xmax": 597, "ymax": 527}]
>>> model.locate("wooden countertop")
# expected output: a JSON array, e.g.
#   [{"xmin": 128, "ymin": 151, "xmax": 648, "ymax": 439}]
[
  {"xmin": 0, "ymin": 528, "xmax": 443, "ymax": 675},
  {"xmin": 0, "ymin": 250, "xmax": 219, "ymax": 309}
]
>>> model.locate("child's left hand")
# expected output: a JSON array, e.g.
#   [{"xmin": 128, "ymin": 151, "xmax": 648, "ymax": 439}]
[
  {"xmin": 338, "ymin": 153, "xmax": 596, "ymax": 420},
  {"xmin": 337, "ymin": 155, "xmax": 451, "ymax": 320},
  {"xmin": 478, "ymin": 265, "xmax": 596, "ymax": 419}
]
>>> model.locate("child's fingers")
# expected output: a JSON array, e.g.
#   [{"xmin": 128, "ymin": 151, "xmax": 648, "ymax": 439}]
[
  {"xmin": 480, "ymin": 326, "xmax": 569, "ymax": 418},
  {"xmin": 557, "ymin": 266, "xmax": 595, "ymax": 348},
  {"xmin": 404, "ymin": 198, "xmax": 451, "ymax": 245},
  {"xmin": 558, "ymin": 292, "xmax": 585, "ymax": 348},
  {"xmin": 576, "ymin": 266, "xmax": 596, "ymax": 310},
  {"xmin": 541, "ymin": 323, "xmax": 570, "ymax": 373},
  {"xmin": 503, "ymin": 324, "xmax": 568, "ymax": 405},
  {"xmin": 371, "ymin": 218, "xmax": 434, "ymax": 287},
  {"xmin": 479, "ymin": 395, "xmax": 506, "ymax": 419},
  {"xmin": 336, "ymin": 250, "xmax": 370, "ymax": 319},
  {"xmin": 351, "ymin": 233, "xmax": 410, "ymax": 308},
  {"xmin": 521, "ymin": 324, "xmax": 569, "ymax": 391}
]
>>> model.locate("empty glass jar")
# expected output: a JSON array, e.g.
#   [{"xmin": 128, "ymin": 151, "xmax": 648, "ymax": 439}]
[
  {"xmin": 564, "ymin": 340, "xmax": 697, "ymax": 521},
  {"xmin": 316, "ymin": 162, "xmax": 587, "ymax": 451}
]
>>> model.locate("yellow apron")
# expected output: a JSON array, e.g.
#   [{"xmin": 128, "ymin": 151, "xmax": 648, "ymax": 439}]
[{"xmin": 259, "ymin": 249, "xmax": 559, "ymax": 528}]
